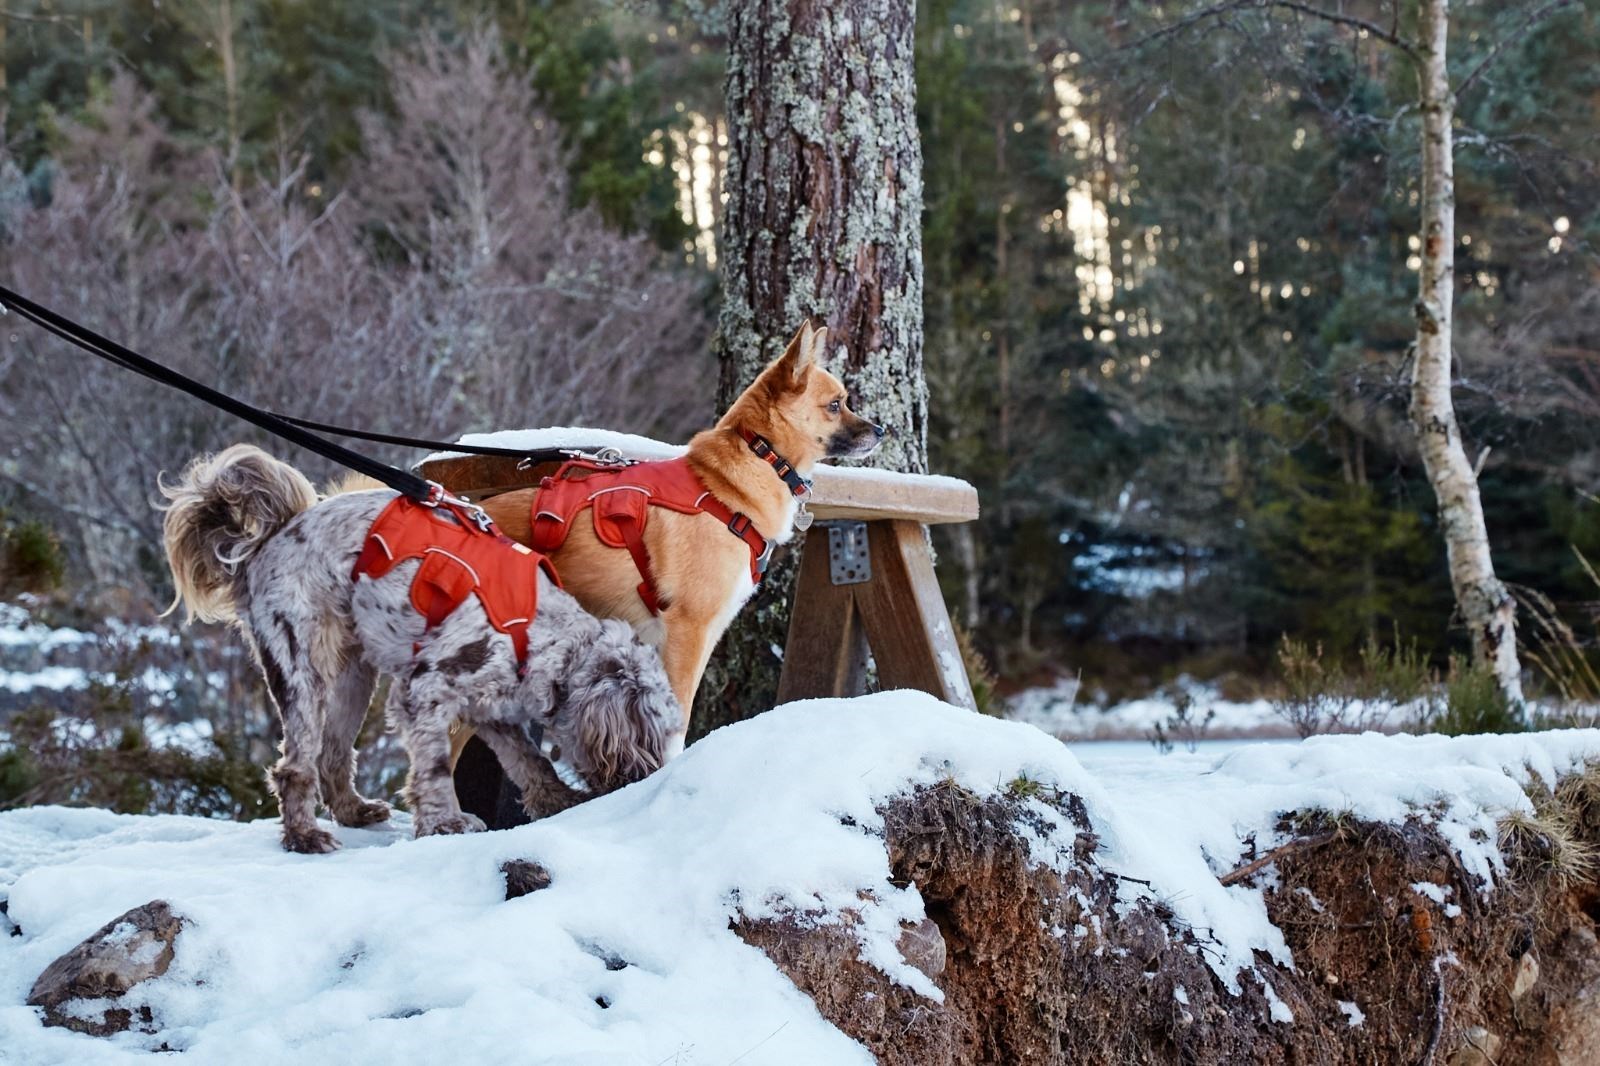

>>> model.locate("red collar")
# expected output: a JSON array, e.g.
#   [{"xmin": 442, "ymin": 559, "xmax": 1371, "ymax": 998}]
[{"xmin": 736, "ymin": 428, "xmax": 813, "ymax": 499}]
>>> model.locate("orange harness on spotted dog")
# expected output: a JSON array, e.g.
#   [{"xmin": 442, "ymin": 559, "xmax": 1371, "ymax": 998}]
[{"xmin": 351, "ymin": 497, "xmax": 560, "ymax": 664}]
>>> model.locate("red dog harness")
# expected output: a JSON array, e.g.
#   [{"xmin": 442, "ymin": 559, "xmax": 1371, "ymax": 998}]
[
  {"xmin": 351, "ymin": 497, "xmax": 559, "ymax": 664},
  {"xmin": 527, "ymin": 453, "xmax": 788, "ymax": 615}
]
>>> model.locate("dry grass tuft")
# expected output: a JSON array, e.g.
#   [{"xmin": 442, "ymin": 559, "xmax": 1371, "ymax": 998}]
[
  {"xmin": 1554, "ymin": 759, "xmax": 1600, "ymax": 840},
  {"xmin": 1498, "ymin": 800, "xmax": 1599, "ymax": 889}
]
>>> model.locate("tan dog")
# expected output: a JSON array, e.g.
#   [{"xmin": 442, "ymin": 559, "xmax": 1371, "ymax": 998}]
[{"xmin": 480, "ymin": 322, "xmax": 885, "ymax": 752}]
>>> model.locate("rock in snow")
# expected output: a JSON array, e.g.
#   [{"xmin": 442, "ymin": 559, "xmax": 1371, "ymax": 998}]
[
  {"xmin": 500, "ymin": 859, "xmax": 553, "ymax": 900},
  {"xmin": 0, "ymin": 692, "xmax": 1597, "ymax": 1064},
  {"xmin": 26, "ymin": 901, "xmax": 183, "ymax": 1036}
]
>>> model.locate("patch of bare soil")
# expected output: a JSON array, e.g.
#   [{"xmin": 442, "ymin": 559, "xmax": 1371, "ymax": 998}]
[{"xmin": 738, "ymin": 774, "xmax": 1600, "ymax": 1065}]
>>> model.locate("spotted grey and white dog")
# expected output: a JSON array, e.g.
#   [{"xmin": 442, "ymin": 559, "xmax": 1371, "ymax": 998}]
[{"xmin": 160, "ymin": 444, "xmax": 677, "ymax": 854}]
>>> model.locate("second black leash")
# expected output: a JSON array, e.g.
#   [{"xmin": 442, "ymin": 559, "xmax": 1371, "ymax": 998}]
[{"xmin": 0, "ymin": 284, "xmax": 582, "ymax": 499}]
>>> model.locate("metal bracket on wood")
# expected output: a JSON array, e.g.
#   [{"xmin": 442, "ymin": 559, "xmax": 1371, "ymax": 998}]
[{"xmin": 824, "ymin": 521, "xmax": 872, "ymax": 586}]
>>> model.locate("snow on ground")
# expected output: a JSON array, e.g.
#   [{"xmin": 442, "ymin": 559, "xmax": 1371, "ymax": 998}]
[
  {"xmin": 1009, "ymin": 675, "xmax": 1424, "ymax": 740},
  {"xmin": 0, "ymin": 604, "xmax": 96, "ymax": 655},
  {"xmin": 0, "ymin": 601, "xmax": 188, "ymax": 702},
  {"xmin": 0, "ymin": 665, "xmax": 94, "ymax": 695},
  {"xmin": 2, "ymin": 693, "xmax": 1598, "ymax": 1064}
]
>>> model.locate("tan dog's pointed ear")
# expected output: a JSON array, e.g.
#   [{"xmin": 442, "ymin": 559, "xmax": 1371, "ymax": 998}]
[
  {"xmin": 773, "ymin": 320, "xmax": 826, "ymax": 384},
  {"xmin": 803, "ymin": 323, "xmax": 829, "ymax": 376}
]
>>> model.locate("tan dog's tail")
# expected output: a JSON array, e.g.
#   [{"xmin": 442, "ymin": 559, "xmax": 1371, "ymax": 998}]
[
  {"xmin": 323, "ymin": 470, "xmax": 387, "ymax": 496},
  {"xmin": 159, "ymin": 444, "xmax": 317, "ymax": 624}
]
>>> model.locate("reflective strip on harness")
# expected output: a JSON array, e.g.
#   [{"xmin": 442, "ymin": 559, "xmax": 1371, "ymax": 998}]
[{"xmin": 351, "ymin": 497, "xmax": 559, "ymax": 663}]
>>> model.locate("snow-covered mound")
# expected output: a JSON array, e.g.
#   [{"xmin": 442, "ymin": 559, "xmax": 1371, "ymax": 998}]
[{"xmin": 2, "ymin": 693, "xmax": 1597, "ymax": 1064}]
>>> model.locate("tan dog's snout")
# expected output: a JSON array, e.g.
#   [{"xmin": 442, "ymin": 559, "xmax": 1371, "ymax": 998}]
[{"xmin": 828, "ymin": 412, "xmax": 887, "ymax": 459}]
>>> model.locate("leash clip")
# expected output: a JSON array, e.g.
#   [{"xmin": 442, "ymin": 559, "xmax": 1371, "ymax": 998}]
[
  {"xmin": 561, "ymin": 446, "xmax": 631, "ymax": 467},
  {"xmin": 422, "ymin": 481, "xmax": 494, "ymax": 532}
]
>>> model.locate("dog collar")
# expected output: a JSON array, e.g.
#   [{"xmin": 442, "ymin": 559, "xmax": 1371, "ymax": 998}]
[{"xmin": 737, "ymin": 428, "xmax": 813, "ymax": 499}]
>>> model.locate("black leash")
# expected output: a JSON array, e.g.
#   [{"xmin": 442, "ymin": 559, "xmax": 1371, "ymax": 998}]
[
  {"xmin": 264, "ymin": 412, "xmax": 575, "ymax": 465},
  {"xmin": 0, "ymin": 285, "xmax": 585, "ymax": 496}
]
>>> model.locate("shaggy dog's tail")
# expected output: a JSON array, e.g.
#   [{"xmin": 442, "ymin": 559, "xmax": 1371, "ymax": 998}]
[{"xmin": 159, "ymin": 444, "xmax": 317, "ymax": 623}]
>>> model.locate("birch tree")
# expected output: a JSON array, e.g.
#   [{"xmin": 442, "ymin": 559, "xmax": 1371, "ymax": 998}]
[
  {"xmin": 1107, "ymin": 0, "xmax": 1581, "ymax": 715},
  {"xmin": 1409, "ymin": 0, "xmax": 1523, "ymax": 714}
]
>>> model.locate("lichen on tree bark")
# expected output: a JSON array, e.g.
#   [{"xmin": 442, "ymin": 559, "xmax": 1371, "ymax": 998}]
[{"xmin": 694, "ymin": 0, "xmax": 929, "ymax": 739}]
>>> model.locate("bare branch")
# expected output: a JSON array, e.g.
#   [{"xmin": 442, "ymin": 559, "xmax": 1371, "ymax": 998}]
[
  {"xmin": 1454, "ymin": 0, "xmax": 1579, "ymax": 99},
  {"xmin": 1264, "ymin": 0, "xmax": 1417, "ymax": 57},
  {"xmin": 0, "ymin": 31, "xmax": 713, "ymax": 603},
  {"xmin": 1111, "ymin": 0, "xmax": 1254, "ymax": 54},
  {"xmin": 0, "ymin": 7, "xmax": 78, "ymax": 24},
  {"xmin": 1109, "ymin": 0, "xmax": 1417, "ymax": 60}
]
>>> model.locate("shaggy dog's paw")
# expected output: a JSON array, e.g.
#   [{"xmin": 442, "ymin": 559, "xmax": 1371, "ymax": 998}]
[
  {"xmin": 282, "ymin": 826, "xmax": 340, "ymax": 854},
  {"xmin": 332, "ymin": 798, "xmax": 392, "ymax": 828},
  {"xmin": 415, "ymin": 812, "xmax": 487, "ymax": 837}
]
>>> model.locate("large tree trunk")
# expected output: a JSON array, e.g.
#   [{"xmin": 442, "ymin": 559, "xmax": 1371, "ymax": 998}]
[
  {"xmin": 1410, "ymin": 0, "xmax": 1525, "ymax": 716},
  {"xmin": 693, "ymin": 0, "xmax": 929, "ymax": 739}
]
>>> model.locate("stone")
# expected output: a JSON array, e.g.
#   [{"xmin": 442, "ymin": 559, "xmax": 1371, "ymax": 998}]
[
  {"xmin": 502, "ymin": 859, "xmax": 553, "ymax": 900},
  {"xmin": 1450, "ymin": 1026, "xmax": 1502, "ymax": 1065},
  {"xmin": 896, "ymin": 916, "xmax": 947, "ymax": 980},
  {"xmin": 27, "ymin": 900, "xmax": 184, "ymax": 1036},
  {"xmin": 1510, "ymin": 951, "xmax": 1540, "ymax": 1001},
  {"xmin": 1542, "ymin": 973, "xmax": 1600, "ymax": 1056}
]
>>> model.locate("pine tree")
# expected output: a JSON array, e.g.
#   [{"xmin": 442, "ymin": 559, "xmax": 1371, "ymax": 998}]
[{"xmin": 693, "ymin": 0, "xmax": 929, "ymax": 737}]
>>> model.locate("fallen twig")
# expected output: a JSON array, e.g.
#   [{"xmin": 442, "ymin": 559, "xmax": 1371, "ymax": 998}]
[{"xmin": 1219, "ymin": 831, "xmax": 1339, "ymax": 886}]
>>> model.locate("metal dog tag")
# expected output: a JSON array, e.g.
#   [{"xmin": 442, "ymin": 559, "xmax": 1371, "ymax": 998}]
[{"xmin": 794, "ymin": 503, "xmax": 814, "ymax": 532}]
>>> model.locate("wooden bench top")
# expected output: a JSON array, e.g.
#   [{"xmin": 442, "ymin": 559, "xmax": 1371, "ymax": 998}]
[{"xmin": 417, "ymin": 431, "xmax": 979, "ymax": 526}]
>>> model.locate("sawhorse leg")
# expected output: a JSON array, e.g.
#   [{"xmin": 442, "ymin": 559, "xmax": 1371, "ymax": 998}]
[{"xmin": 777, "ymin": 520, "xmax": 976, "ymax": 708}]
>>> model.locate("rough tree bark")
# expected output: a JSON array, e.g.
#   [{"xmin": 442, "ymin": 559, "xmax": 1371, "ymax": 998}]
[
  {"xmin": 1410, "ymin": 0, "xmax": 1525, "ymax": 716},
  {"xmin": 693, "ymin": 0, "xmax": 929, "ymax": 739}
]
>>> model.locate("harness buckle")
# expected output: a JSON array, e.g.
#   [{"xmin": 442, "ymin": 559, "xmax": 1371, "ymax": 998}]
[
  {"xmin": 727, "ymin": 512, "xmax": 754, "ymax": 538},
  {"xmin": 755, "ymin": 537, "xmax": 774, "ymax": 575}
]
